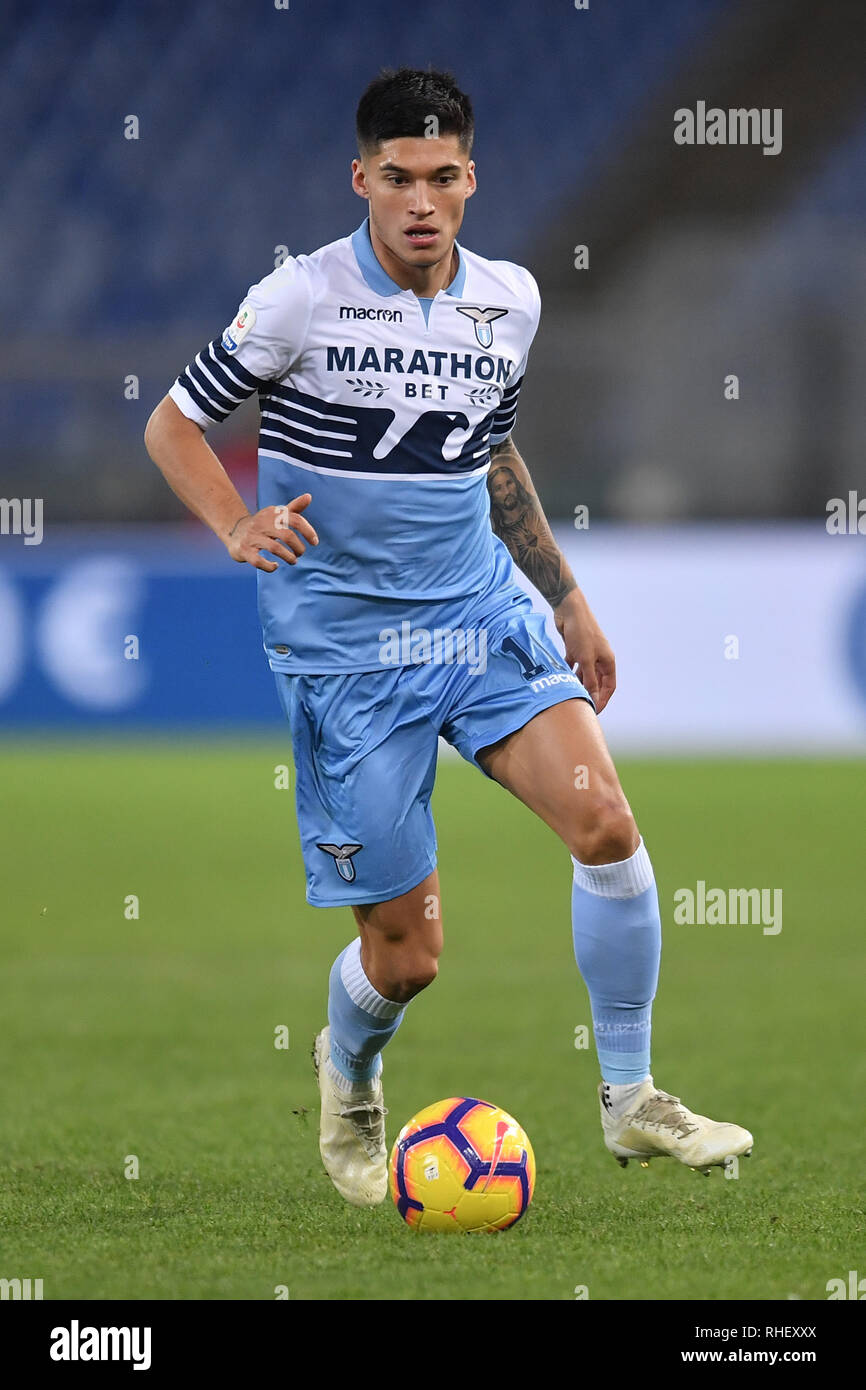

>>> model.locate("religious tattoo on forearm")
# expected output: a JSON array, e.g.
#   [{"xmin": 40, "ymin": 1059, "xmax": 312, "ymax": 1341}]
[{"xmin": 487, "ymin": 436, "xmax": 576, "ymax": 608}]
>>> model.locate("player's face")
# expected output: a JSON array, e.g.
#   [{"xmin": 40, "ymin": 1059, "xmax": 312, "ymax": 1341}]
[{"xmin": 352, "ymin": 135, "xmax": 476, "ymax": 271}]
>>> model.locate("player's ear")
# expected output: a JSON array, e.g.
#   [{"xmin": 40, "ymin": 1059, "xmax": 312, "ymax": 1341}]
[
  {"xmin": 351, "ymin": 158, "xmax": 369, "ymax": 199},
  {"xmin": 465, "ymin": 161, "xmax": 477, "ymax": 197}
]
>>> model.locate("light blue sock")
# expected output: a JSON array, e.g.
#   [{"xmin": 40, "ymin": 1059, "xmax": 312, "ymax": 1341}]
[
  {"xmin": 571, "ymin": 838, "xmax": 661, "ymax": 1084},
  {"xmin": 327, "ymin": 938, "xmax": 405, "ymax": 1092}
]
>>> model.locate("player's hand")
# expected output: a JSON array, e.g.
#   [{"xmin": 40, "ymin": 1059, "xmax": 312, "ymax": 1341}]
[
  {"xmin": 225, "ymin": 496, "xmax": 318, "ymax": 573},
  {"xmin": 553, "ymin": 589, "xmax": 617, "ymax": 713}
]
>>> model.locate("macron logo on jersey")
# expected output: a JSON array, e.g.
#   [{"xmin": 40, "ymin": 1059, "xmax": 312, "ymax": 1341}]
[{"xmin": 339, "ymin": 304, "xmax": 404, "ymax": 322}]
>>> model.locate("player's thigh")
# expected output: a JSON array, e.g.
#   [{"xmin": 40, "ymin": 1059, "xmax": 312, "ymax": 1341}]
[
  {"xmin": 444, "ymin": 597, "xmax": 625, "ymax": 834},
  {"xmin": 478, "ymin": 694, "xmax": 639, "ymax": 862},
  {"xmin": 440, "ymin": 603, "xmax": 636, "ymax": 859}
]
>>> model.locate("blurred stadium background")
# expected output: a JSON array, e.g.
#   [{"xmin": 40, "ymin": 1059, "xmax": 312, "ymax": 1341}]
[{"xmin": 1, "ymin": 0, "xmax": 866, "ymax": 743}]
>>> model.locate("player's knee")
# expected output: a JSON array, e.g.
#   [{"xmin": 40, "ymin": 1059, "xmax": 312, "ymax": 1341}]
[
  {"xmin": 388, "ymin": 953, "xmax": 439, "ymax": 1003},
  {"xmin": 407, "ymin": 953, "xmax": 440, "ymax": 995},
  {"xmin": 570, "ymin": 799, "xmax": 639, "ymax": 866}
]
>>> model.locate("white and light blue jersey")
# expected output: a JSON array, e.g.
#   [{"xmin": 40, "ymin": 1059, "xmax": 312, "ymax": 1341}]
[{"xmin": 169, "ymin": 217, "xmax": 541, "ymax": 673}]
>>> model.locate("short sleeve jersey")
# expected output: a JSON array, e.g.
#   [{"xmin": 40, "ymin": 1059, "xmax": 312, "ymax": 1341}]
[{"xmin": 169, "ymin": 217, "xmax": 542, "ymax": 673}]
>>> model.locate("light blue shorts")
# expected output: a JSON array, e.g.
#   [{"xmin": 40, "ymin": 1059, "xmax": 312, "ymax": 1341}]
[{"xmin": 275, "ymin": 603, "xmax": 593, "ymax": 907}]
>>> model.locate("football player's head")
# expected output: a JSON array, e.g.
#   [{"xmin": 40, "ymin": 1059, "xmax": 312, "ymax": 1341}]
[{"xmin": 352, "ymin": 67, "xmax": 476, "ymax": 273}]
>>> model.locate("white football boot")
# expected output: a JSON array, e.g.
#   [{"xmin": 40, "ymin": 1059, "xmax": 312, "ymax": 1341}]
[
  {"xmin": 599, "ymin": 1080, "xmax": 753, "ymax": 1175},
  {"xmin": 312, "ymin": 1026, "xmax": 388, "ymax": 1207}
]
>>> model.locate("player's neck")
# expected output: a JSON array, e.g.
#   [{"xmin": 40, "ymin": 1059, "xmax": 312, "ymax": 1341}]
[{"xmin": 368, "ymin": 221, "xmax": 458, "ymax": 298}]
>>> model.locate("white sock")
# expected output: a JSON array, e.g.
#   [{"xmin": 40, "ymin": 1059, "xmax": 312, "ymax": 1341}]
[
  {"xmin": 601, "ymin": 1076, "xmax": 652, "ymax": 1119},
  {"xmin": 325, "ymin": 1053, "xmax": 382, "ymax": 1096}
]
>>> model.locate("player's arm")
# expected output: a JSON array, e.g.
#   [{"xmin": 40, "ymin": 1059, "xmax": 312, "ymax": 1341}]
[
  {"xmin": 144, "ymin": 395, "xmax": 317, "ymax": 573},
  {"xmin": 488, "ymin": 434, "xmax": 616, "ymax": 712}
]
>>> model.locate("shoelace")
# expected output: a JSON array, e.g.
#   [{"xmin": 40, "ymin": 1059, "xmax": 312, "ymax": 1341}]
[
  {"xmin": 632, "ymin": 1090, "xmax": 700, "ymax": 1138},
  {"xmin": 339, "ymin": 1101, "xmax": 389, "ymax": 1156}
]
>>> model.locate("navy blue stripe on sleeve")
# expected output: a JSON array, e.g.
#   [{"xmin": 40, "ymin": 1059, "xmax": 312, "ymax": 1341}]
[
  {"xmin": 491, "ymin": 373, "xmax": 524, "ymax": 435},
  {"xmin": 185, "ymin": 359, "xmax": 241, "ymax": 419},
  {"xmin": 176, "ymin": 369, "xmax": 231, "ymax": 423},
  {"xmin": 210, "ymin": 338, "xmax": 270, "ymax": 390},
  {"xmin": 197, "ymin": 345, "xmax": 256, "ymax": 403}
]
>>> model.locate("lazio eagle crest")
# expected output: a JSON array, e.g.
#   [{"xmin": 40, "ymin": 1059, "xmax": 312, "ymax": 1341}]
[
  {"xmin": 456, "ymin": 305, "xmax": 509, "ymax": 349},
  {"xmin": 317, "ymin": 842, "xmax": 364, "ymax": 882}
]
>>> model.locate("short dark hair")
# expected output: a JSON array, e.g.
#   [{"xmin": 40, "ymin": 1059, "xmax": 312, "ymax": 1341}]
[{"xmin": 356, "ymin": 66, "xmax": 474, "ymax": 158}]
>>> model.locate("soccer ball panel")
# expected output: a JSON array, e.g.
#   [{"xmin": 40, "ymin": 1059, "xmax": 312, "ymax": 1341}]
[
  {"xmin": 459, "ymin": 1104, "xmax": 528, "ymax": 1174},
  {"xmin": 402, "ymin": 1134, "xmax": 469, "ymax": 1210}
]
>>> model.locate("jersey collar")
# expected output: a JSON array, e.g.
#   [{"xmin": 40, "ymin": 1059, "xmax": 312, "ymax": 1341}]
[{"xmin": 351, "ymin": 217, "xmax": 466, "ymax": 299}]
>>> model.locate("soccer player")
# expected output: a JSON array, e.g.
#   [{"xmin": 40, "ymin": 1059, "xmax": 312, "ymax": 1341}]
[{"xmin": 145, "ymin": 67, "xmax": 752, "ymax": 1206}]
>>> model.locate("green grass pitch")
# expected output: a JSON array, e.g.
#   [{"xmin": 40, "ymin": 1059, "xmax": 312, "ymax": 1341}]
[{"xmin": 2, "ymin": 743, "xmax": 863, "ymax": 1300}]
